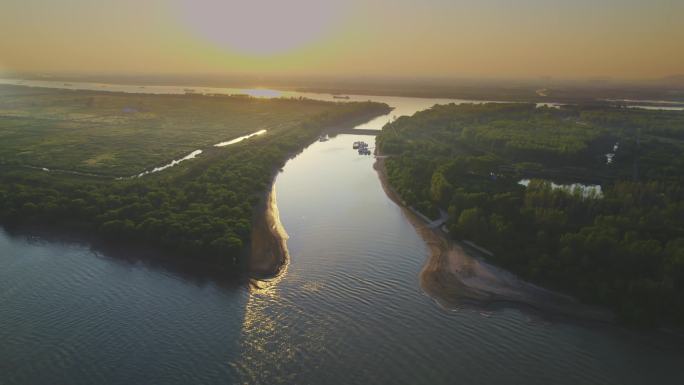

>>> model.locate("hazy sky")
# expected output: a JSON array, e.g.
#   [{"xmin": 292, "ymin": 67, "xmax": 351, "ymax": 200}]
[{"xmin": 1, "ymin": 0, "xmax": 682, "ymax": 79}]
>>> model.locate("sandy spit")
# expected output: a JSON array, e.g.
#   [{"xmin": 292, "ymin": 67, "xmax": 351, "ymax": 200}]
[
  {"xmin": 249, "ymin": 185, "xmax": 290, "ymax": 279},
  {"xmin": 373, "ymin": 155, "xmax": 614, "ymax": 323}
]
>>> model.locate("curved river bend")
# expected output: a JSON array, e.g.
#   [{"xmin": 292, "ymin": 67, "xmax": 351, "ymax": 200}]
[{"xmin": 1, "ymin": 83, "xmax": 683, "ymax": 385}]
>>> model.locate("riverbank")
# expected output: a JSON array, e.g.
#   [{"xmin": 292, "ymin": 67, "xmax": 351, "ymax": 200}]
[
  {"xmin": 248, "ymin": 107, "xmax": 392, "ymax": 279},
  {"xmin": 373, "ymin": 156, "xmax": 614, "ymax": 323},
  {"xmin": 249, "ymin": 185, "xmax": 290, "ymax": 279}
]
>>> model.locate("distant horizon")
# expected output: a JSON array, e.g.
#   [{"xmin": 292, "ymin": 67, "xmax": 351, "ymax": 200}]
[
  {"xmin": 3, "ymin": 70, "xmax": 684, "ymax": 87},
  {"xmin": 5, "ymin": 70, "xmax": 684, "ymax": 105}
]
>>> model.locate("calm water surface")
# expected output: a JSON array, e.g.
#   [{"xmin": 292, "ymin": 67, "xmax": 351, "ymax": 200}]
[{"xmin": 1, "ymin": 84, "xmax": 683, "ymax": 384}]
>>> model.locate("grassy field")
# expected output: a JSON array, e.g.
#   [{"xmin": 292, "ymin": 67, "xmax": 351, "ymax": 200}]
[{"xmin": 0, "ymin": 85, "xmax": 345, "ymax": 176}]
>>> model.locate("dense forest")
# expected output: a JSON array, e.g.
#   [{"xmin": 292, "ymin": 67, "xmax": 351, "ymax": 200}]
[
  {"xmin": 0, "ymin": 87, "xmax": 390, "ymax": 272},
  {"xmin": 377, "ymin": 103, "xmax": 684, "ymax": 327}
]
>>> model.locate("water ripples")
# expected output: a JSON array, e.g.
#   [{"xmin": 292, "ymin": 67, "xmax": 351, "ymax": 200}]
[
  {"xmin": 2, "ymin": 130, "xmax": 684, "ymax": 384},
  {"xmin": 228, "ymin": 134, "xmax": 684, "ymax": 384}
]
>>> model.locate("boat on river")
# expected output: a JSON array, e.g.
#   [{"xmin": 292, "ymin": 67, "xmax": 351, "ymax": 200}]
[{"xmin": 354, "ymin": 141, "xmax": 369, "ymax": 150}]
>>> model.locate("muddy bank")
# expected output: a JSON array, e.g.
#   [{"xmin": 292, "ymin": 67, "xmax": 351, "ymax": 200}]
[
  {"xmin": 373, "ymin": 156, "xmax": 614, "ymax": 323},
  {"xmin": 249, "ymin": 185, "xmax": 290, "ymax": 279}
]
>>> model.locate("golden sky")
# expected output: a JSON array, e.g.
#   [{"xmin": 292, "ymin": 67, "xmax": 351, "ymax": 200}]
[{"xmin": 1, "ymin": 0, "xmax": 682, "ymax": 79}]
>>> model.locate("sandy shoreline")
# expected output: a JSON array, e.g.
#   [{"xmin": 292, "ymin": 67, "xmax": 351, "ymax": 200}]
[
  {"xmin": 247, "ymin": 107, "xmax": 392, "ymax": 280},
  {"xmin": 248, "ymin": 114, "xmax": 612, "ymax": 323},
  {"xmin": 249, "ymin": 184, "xmax": 290, "ymax": 279},
  {"xmin": 373, "ymin": 156, "xmax": 614, "ymax": 323}
]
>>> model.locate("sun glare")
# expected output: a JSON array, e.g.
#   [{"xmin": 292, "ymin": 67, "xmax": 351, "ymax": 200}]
[{"xmin": 175, "ymin": 0, "xmax": 347, "ymax": 55}]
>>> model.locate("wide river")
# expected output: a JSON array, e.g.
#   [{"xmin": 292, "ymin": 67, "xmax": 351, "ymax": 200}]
[{"xmin": 1, "ymin": 80, "xmax": 683, "ymax": 384}]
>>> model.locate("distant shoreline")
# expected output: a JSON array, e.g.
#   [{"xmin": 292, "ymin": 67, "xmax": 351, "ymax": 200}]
[{"xmin": 4, "ymin": 77, "xmax": 683, "ymax": 107}]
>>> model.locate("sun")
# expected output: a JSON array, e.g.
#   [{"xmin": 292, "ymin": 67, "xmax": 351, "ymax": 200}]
[{"xmin": 175, "ymin": 0, "xmax": 347, "ymax": 56}]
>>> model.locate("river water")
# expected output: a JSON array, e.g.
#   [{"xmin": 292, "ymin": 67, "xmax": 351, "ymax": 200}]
[{"xmin": 1, "ymin": 81, "xmax": 683, "ymax": 384}]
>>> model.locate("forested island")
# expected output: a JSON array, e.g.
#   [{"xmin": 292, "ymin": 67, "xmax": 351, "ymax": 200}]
[
  {"xmin": 376, "ymin": 103, "xmax": 684, "ymax": 327},
  {"xmin": 0, "ymin": 85, "xmax": 390, "ymax": 274}
]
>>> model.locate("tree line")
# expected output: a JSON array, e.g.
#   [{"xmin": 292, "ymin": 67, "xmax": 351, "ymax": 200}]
[{"xmin": 377, "ymin": 103, "xmax": 684, "ymax": 327}]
